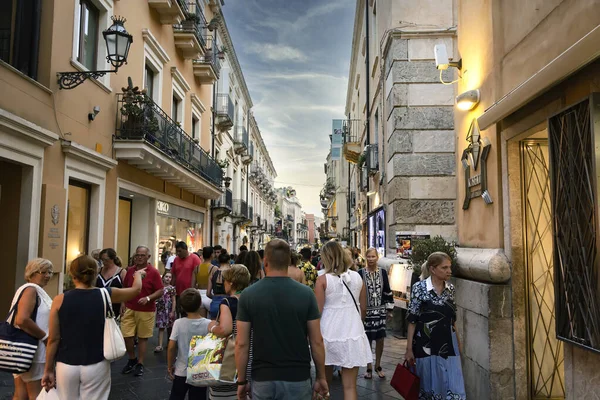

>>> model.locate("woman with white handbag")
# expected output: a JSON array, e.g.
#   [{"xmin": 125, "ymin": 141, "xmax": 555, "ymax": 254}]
[{"xmin": 41, "ymin": 255, "xmax": 145, "ymax": 400}]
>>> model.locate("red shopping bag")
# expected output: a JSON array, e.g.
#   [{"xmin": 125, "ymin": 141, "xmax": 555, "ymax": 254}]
[{"xmin": 390, "ymin": 361, "xmax": 420, "ymax": 400}]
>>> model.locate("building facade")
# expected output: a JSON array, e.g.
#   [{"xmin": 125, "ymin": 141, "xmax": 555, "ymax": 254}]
[
  {"xmin": 344, "ymin": 0, "xmax": 457, "ymax": 256},
  {"xmin": 321, "ymin": 145, "xmax": 349, "ymax": 243},
  {"xmin": 453, "ymin": 1, "xmax": 600, "ymax": 399},
  {"xmin": 0, "ymin": 0, "xmax": 275, "ymax": 312}
]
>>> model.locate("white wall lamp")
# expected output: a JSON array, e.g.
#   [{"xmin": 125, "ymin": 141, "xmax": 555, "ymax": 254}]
[{"xmin": 456, "ymin": 89, "xmax": 480, "ymax": 111}]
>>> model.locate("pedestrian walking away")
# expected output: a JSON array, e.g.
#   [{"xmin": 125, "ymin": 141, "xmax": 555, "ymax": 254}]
[
  {"xmin": 299, "ymin": 247, "xmax": 317, "ymax": 290},
  {"xmin": 120, "ymin": 246, "xmax": 164, "ymax": 377},
  {"xmin": 167, "ymin": 288, "xmax": 211, "ymax": 400},
  {"xmin": 235, "ymin": 239, "xmax": 329, "ymax": 400},
  {"xmin": 9, "ymin": 258, "xmax": 54, "ymax": 400},
  {"xmin": 41, "ymin": 255, "xmax": 145, "ymax": 399},
  {"xmin": 405, "ymin": 252, "xmax": 466, "ymax": 399},
  {"xmin": 358, "ymin": 248, "xmax": 394, "ymax": 379},
  {"xmin": 207, "ymin": 251, "xmax": 231, "ymax": 318},
  {"xmin": 315, "ymin": 241, "xmax": 372, "ymax": 400},
  {"xmin": 195, "ymin": 246, "xmax": 217, "ymax": 311},
  {"xmin": 154, "ymin": 271, "xmax": 176, "ymax": 353}
]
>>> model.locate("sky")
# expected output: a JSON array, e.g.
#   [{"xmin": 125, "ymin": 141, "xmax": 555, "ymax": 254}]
[{"xmin": 221, "ymin": 0, "xmax": 355, "ymax": 215}]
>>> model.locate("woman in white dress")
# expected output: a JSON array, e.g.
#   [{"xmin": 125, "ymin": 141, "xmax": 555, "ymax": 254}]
[{"xmin": 315, "ymin": 241, "xmax": 372, "ymax": 400}]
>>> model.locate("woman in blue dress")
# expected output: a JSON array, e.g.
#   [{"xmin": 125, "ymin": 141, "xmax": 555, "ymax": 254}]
[{"xmin": 405, "ymin": 252, "xmax": 466, "ymax": 400}]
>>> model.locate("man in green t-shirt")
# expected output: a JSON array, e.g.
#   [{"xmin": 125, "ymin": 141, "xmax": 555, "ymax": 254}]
[{"xmin": 236, "ymin": 239, "xmax": 329, "ymax": 400}]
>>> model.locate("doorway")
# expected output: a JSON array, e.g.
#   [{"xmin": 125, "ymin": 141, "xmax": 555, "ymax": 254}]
[{"xmin": 521, "ymin": 136, "xmax": 565, "ymax": 399}]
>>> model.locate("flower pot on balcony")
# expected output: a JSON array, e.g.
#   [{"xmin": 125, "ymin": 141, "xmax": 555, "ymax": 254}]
[{"xmin": 223, "ymin": 177, "xmax": 232, "ymax": 188}]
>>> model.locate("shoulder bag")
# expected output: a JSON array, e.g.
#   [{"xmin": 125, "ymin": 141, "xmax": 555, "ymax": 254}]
[
  {"xmin": 100, "ymin": 288, "xmax": 126, "ymax": 361},
  {"xmin": 0, "ymin": 287, "xmax": 39, "ymax": 373}
]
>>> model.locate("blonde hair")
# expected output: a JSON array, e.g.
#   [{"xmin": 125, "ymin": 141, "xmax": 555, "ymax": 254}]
[
  {"xmin": 420, "ymin": 252, "xmax": 452, "ymax": 280},
  {"xmin": 222, "ymin": 264, "xmax": 251, "ymax": 291},
  {"xmin": 365, "ymin": 247, "xmax": 379, "ymax": 258},
  {"xmin": 321, "ymin": 241, "xmax": 352, "ymax": 275},
  {"xmin": 24, "ymin": 258, "xmax": 53, "ymax": 282}
]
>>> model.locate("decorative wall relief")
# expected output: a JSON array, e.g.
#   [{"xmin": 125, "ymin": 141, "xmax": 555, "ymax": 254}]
[{"xmin": 462, "ymin": 119, "xmax": 493, "ymax": 210}]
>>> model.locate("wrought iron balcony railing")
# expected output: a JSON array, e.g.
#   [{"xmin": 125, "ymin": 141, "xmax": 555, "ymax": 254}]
[
  {"xmin": 213, "ymin": 188, "xmax": 233, "ymax": 210},
  {"xmin": 249, "ymin": 205, "xmax": 254, "ymax": 222},
  {"xmin": 192, "ymin": 35, "xmax": 220, "ymax": 78},
  {"xmin": 233, "ymin": 199, "xmax": 248, "ymax": 219},
  {"xmin": 115, "ymin": 93, "xmax": 222, "ymax": 187},
  {"xmin": 342, "ymin": 119, "xmax": 363, "ymax": 143},
  {"xmin": 234, "ymin": 125, "xmax": 249, "ymax": 153},
  {"xmin": 216, "ymin": 94, "xmax": 234, "ymax": 126},
  {"xmin": 174, "ymin": 1, "xmax": 208, "ymax": 49},
  {"xmin": 286, "ymin": 214, "xmax": 294, "ymax": 222},
  {"xmin": 297, "ymin": 223, "xmax": 308, "ymax": 231}
]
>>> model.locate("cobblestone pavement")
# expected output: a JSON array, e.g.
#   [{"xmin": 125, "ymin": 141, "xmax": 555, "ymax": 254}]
[{"xmin": 0, "ymin": 331, "xmax": 407, "ymax": 400}]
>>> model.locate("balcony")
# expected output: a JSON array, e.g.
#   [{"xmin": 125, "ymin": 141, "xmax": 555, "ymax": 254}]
[
  {"xmin": 342, "ymin": 119, "xmax": 363, "ymax": 164},
  {"xmin": 173, "ymin": 2, "xmax": 207, "ymax": 59},
  {"xmin": 149, "ymin": 0, "xmax": 186, "ymax": 24},
  {"xmin": 215, "ymin": 94, "xmax": 234, "ymax": 130},
  {"xmin": 248, "ymin": 206, "xmax": 254, "ymax": 223},
  {"xmin": 297, "ymin": 223, "xmax": 308, "ymax": 231},
  {"xmin": 192, "ymin": 36, "xmax": 220, "ymax": 83},
  {"xmin": 233, "ymin": 199, "xmax": 249, "ymax": 220},
  {"xmin": 233, "ymin": 125, "xmax": 249, "ymax": 154},
  {"xmin": 114, "ymin": 92, "xmax": 222, "ymax": 199},
  {"xmin": 241, "ymin": 141, "xmax": 253, "ymax": 165},
  {"xmin": 286, "ymin": 214, "xmax": 294, "ymax": 222},
  {"xmin": 212, "ymin": 188, "xmax": 232, "ymax": 219}
]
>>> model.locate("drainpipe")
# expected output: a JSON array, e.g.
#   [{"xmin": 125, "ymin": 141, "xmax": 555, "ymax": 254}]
[
  {"xmin": 365, "ymin": 0, "xmax": 371, "ymax": 217},
  {"xmin": 209, "ymin": 70, "xmax": 217, "ymax": 246},
  {"xmin": 346, "ymin": 114, "xmax": 352, "ymax": 245}
]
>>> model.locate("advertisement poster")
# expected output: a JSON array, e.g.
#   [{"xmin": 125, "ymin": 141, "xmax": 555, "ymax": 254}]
[
  {"xmin": 367, "ymin": 206, "xmax": 386, "ymax": 258},
  {"xmin": 395, "ymin": 232, "xmax": 430, "ymax": 259}
]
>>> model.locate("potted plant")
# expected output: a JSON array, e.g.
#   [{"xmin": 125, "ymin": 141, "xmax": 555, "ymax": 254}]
[
  {"xmin": 223, "ymin": 176, "xmax": 232, "ymax": 188},
  {"xmin": 408, "ymin": 236, "xmax": 458, "ymax": 277},
  {"xmin": 217, "ymin": 46, "xmax": 227, "ymax": 60},
  {"xmin": 217, "ymin": 158, "xmax": 230, "ymax": 170},
  {"xmin": 207, "ymin": 15, "xmax": 221, "ymax": 31}
]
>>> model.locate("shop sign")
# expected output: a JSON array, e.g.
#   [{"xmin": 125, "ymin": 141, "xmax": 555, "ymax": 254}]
[
  {"xmin": 462, "ymin": 119, "xmax": 493, "ymax": 209},
  {"xmin": 157, "ymin": 201, "xmax": 170, "ymax": 215}
]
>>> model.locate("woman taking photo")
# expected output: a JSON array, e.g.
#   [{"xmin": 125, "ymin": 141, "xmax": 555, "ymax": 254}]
[
  {"xmin": 42, "ymin": 255, "xmax": 146, "ymax": 399},
  {"xmin": 405, "ymin": 252, "xmax": 466, "ymax": 399},
  {"xmin": 244, "ymin": 250, "xmax": 264, "ymax": 285},
  {"xmin": 208, "ymin": 264, "xmax": 251, "ymax": 400},
  {"xmin": 315, "ymin": 241, "xmax": 371, "ymax": 400},
  {"xmin": 96, "ymin": 248, "xmax": 126, "ymax": 316},
  {"xmin": 358, "ymin": 248, "xmax": 393, "ymax": 379},
  {"xmin": 9, "ymin": 258, "xmax": 54, "ymax": 400}
]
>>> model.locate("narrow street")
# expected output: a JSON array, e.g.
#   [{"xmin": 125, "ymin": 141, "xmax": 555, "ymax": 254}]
[{"xmin": 0, "ymin": 332, "xmax": 407, "ymax": 400}]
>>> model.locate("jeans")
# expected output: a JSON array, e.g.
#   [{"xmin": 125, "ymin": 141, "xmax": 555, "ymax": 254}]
[
  {"xmin": 169, "ymin": 375, "xmax": 207, "ymax": 400},
  {"xmin": 252, "ymin": 379, "xmax": 312, "ymax": 400}
]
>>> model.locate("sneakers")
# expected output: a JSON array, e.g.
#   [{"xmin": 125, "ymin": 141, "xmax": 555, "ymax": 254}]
[
  {"xmin": 121, "ymin": 358, "xmax": 137, "ymax": 374},
  {"xmin": 133, "ymin": 363, "xmax": 144, "ymax": 377}
]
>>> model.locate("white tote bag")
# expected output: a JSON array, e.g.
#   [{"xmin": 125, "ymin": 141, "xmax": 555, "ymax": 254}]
[
  {"xmin": 36, "ymin": 388, "xmax": 60, "ymax": 400},
  {"xmin": 100, "ymin": 288, "xmax": 126, "ymax": 361}
]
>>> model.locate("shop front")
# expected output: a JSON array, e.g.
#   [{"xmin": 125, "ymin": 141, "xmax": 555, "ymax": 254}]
[{"xmin": 156, "ymin": 200, "xmax": 204, "ymax": 258}]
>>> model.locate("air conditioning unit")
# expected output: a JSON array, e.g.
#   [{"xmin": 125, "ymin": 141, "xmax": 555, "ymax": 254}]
[{"xmin": 366, "ymin": 144, "xmax": 379, "ymax": 174}]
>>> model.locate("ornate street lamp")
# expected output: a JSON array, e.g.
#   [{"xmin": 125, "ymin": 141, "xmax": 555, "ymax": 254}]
[{"xmin": 57, "ymin": 16, "xmax": 133, "ymax": 90}]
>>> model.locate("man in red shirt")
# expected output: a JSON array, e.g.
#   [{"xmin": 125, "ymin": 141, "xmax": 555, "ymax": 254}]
[
  {"xmin": 120, "ymin": 245, "xmax": 164, "ymax": 377},
  {"xmin": 171, "ymin": 241, "xmax": 201, "ymax": 317}
]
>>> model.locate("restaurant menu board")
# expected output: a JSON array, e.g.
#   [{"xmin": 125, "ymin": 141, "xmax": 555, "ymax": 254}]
[{"xmin": 396, "ymin": 232, "xmax": 430, "ymax": 259}]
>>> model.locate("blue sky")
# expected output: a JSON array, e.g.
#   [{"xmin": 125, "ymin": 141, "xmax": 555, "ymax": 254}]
[{"xmin": 222, "ymin": 0, "xmax": 355, "ymax": 215}]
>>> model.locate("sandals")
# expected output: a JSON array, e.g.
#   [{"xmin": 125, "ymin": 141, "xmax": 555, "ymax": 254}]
[
  {"xmin": 153, "ymin": 345, "xmax": 163, "ymax": 353},
  {"xmin": 364, "ymin": 369, "xmax": 373, "ymax": 379},
  {"xmin": 375, "ymin": 366, "xmax": 386, "ymax": 379}
]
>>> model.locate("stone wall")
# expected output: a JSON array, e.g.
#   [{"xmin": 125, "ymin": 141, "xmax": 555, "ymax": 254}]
[
  {"xmin": 453, "ymin": 277, "xmax": 515, "ymax": 400},
  {"xmin": 384, "ymin": 34, "xmax": 457, "ymax": 254}
]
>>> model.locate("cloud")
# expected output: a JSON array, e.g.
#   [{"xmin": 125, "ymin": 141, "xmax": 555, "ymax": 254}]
[{"xmin": 246, "ymin": 43, "xmax": 307, "ymax": 62}]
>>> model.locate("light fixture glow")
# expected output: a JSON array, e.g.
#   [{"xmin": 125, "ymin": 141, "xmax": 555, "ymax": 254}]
[{"xmin": 456, "ymin": 89, "xmax": 480, "ymax": 111}]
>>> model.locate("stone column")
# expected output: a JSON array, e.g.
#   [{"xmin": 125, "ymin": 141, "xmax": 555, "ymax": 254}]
[{"xmin": 384, "ymin": 34, "xmax": 457, "ymax": 253}]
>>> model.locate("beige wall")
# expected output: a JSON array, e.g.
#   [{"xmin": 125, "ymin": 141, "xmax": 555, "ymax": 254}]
[{"xmin": 456, "ymin": 0, "xmax": 600, "ymax": 248}]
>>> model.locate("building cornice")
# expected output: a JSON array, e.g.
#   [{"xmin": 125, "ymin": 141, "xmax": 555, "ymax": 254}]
[
  {"xmin": 142, "ymin": 29, "xmax": 170, "ymax": 65},
  {"xmin": 190, "ymin": 93, "xmax": 207, "ymax": 113},
  {"xmin": 171, "ymin": 66, "xmax": 191, "ymax": 92},
  {"xmin": 61, "ymin": 139, "xmax": 117, "ymax": 171},
  {"xmin": 0, "ymin": 108, "xmax": 59, "ymax": 147}
]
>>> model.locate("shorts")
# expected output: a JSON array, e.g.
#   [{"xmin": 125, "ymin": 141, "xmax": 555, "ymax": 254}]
[
  {"xmin": 14, "ymin": 362, "xmax": 44, "ymax": 382},
  {"xmin": 120, "ymin": 309, "xmax": 155, "ymax": 338}
]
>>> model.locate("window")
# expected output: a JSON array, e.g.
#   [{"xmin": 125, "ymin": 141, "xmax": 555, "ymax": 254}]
[
  {"xmin": 76, "ymin": 0, "xmax": 99, "ymax": 70},
  {"xmin": 0, "ymin": 0, "xmax": 42, "ymax": 79},
  {"xmin": 172, "ymin": 95, "xmax": 180, "ymax": 122},
  {"xmin": 192, "ymin": 116, "xmax": 199, "ymax": 139},
  {"xmin": 145, "ymin": 65, "xmax": 155, "ymax": 100}
]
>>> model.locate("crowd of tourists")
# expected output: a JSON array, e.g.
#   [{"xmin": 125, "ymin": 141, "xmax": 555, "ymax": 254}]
[{"xmin": 5, "ymin": 237, "xmax": 465, "ymax": 400}]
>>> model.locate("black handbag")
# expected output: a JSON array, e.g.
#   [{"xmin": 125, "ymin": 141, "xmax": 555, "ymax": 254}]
[{"xmin": 0, "ymin": 287, "xmax": 40, "ymax": 373}]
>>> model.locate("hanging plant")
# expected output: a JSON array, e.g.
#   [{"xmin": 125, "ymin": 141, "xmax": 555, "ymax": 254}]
[
  {"xmin": 216, "ymin": 158, "xmax": 230, "ymax": 169},
  {"xmin": 357, "ymin": 152, "xmax": 366, "ymax": 168}
]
